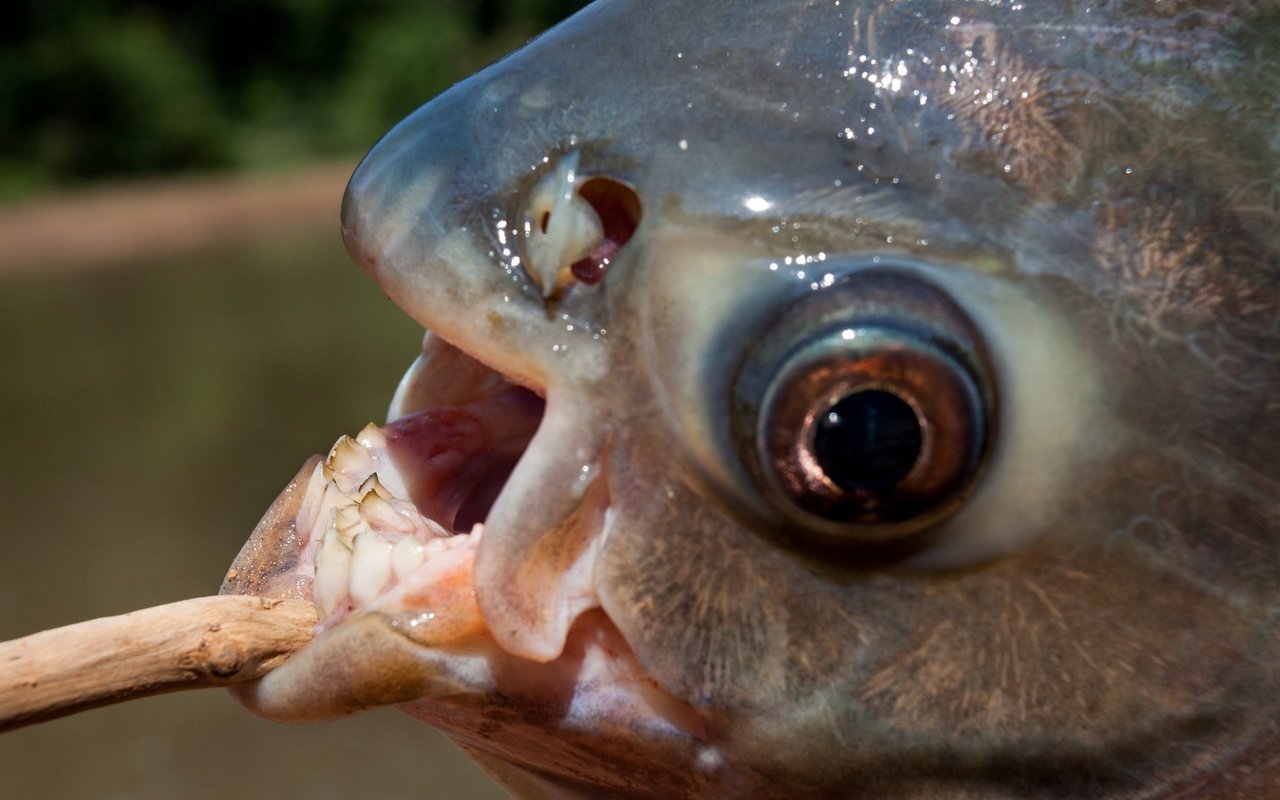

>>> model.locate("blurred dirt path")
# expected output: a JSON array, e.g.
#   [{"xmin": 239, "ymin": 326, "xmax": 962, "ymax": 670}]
[{"xmin": 0, "ymin": 162, "xmax": 356, "ymax": 277}]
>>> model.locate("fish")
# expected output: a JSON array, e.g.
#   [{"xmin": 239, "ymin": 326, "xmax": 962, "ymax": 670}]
[{"xmin": 220, "ymin": 1, "xmax": 1280, "ymax": 797}]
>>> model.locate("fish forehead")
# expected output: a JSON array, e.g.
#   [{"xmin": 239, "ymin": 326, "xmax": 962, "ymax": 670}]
[
  {"xmin": 338, "ymin": 0, "xmax": 1280, "ymax": 796},
  {"xmin": 349, "ymin": 0, "xmax": 1279, "ymax": 345}
]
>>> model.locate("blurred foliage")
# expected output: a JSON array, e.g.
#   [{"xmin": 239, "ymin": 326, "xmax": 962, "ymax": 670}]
[{"xmin": 0, "ymin": 0, "xmax": 590, "ymax": 198}]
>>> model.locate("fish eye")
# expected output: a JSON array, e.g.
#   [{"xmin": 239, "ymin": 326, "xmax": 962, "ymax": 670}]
[{"xmin": 732, "ymin": 268, "xmax": 997, "ymax": 547}]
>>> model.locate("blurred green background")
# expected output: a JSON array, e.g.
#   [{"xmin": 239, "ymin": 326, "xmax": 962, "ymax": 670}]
[
  {"xmin": 0, "ymin": 1, "xmax": 588, "ymax": 798},
  {"xmin": 1, "ymin": 0, "xmax": 589, "ymax": 198}
]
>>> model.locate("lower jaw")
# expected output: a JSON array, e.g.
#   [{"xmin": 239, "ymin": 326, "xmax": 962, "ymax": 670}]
[
  {"xmin": 219, "ymin": 335, "xmax": 715, "ymax": 781},
  {"xmin": 297, "ymin": 419, "xmax": 488, "ymax": 639},
  {"xmin": 286, "ymin": 347, "xmax": 546, "ymax": 637},
  {"xmin": 223, "ymin": 418, "xmax": 713, "ymax": 782}
]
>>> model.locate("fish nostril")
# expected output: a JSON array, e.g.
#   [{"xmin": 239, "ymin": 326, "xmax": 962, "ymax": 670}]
[
  {"xmin": 520, "ymin": 153, "xmax": 642, "ymax": 299},
  {"xmin": 569, "ymin": 176, "xmax": 642, "ymax": 286}
]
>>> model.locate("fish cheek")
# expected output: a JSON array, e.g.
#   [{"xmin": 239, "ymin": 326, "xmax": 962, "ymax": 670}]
[
  {"xmin": 594, "ymin": 418, "xmax": 881, "ymax": 776},
  {"xmin": 594, "ymin": 420, "xmax": 850, "ymax": 704},
  {"xmin": 592, "ymin": 411, "xmax": 1272, "ymax": 789}
]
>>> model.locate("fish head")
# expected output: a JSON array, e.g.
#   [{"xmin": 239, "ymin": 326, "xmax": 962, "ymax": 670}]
[{"xmin": 223, "ymin": 1, "xmax": 1280, "ymax": 797}]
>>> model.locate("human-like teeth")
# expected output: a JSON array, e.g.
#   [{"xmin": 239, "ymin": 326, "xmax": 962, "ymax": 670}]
[
  {"xmin": 325, "ymin": 435, "xmax": 378, "ymax": 494},
  {"xmin": 301, "ymin": 420, "xmax": 471, "ymax": 623},
  {"xmin": 334, "ymin": 504, "xmax": 370, "ymax": 547},
  {"xmin": 355, "ymin": 422, "xmax": 387, "ymax": 449},
  {"xmin": 314, "ymin": 528, "xmax": 352, "ymax": 619},
  {"xmin": 349, "ymin": 532, "xmax": 396, "ymax": 605},
  {"xmin": 360, "ymin": 489, "xmax": 415, "ymax": 535},
  {"xmin": 392, "ymin": 537, "xmax": 428, "ymax": 581}
]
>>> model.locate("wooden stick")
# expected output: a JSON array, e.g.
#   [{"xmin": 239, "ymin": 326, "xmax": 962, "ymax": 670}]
[{"xmin": 0, "ymin": 595, "xmax": 316, "ymax": 733}]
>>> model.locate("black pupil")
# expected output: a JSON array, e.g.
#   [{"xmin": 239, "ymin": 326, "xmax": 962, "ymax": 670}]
[{"xmin": 814, "ymin": 390, "xmax": 922, "ymax": 491}]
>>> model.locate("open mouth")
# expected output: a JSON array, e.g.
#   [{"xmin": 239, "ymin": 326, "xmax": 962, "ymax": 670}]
[
  {"xmin": 284, "ymin": 333, "xmax": 557, "ymax": 639},
  {"xmin": 219, "ymin": 328, "xmax": 714, "ymax": 754}
]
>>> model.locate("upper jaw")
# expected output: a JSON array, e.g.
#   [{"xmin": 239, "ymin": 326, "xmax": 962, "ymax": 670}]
[{"xmin": 338, "ymin": 83, "xmax": 613, "ymax": 399}]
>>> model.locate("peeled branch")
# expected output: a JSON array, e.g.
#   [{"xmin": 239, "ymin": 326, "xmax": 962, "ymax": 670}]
[{"xmin": 0, "ymin": 595, "xmax": 316, "ymax": 733}]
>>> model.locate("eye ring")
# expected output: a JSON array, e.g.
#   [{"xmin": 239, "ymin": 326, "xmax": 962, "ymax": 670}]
[{"xmin": 732, "ymin": 266, "xmax": 997, "ymax": 547}]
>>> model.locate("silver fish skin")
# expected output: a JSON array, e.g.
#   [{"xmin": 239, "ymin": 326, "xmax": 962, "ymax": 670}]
[{"xmin": 224, "ymin": 1, "xmax": 1280, "ymax": 798}]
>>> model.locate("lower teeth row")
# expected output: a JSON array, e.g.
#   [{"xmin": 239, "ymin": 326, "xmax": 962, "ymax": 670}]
[{"xmin": 300, "ymin": 424, "xmax": 453, "ymax": 622}]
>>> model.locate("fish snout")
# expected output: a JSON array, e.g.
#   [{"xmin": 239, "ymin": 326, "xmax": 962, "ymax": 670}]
[
  {"xmin": 339, "ymin": 92, "xmax": 466, "ymax": 297},
  {"xmin": 339, "ymin": 175, "xmax": 379, "ymax": 283}
]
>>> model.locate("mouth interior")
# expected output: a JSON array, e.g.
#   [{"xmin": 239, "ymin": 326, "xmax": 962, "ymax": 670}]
[
  {"xmin": 383, "ymin": 382, "xmax": 544, "ymax": 533},
  {"xmin": 296, "ymin": 337, "xmax": 545, "ymax": 629}
]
